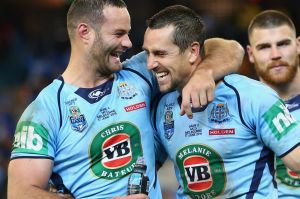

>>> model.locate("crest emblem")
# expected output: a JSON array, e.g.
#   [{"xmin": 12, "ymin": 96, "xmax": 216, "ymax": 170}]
[
  {"xmin": 118, "ymin": 82, "xmax": 137, "ymax": 99},
  {"xmin": 69, "ymin": 106, "xmax": 88, "ymax": 132},
  {"xmin": 209, "ymin": 103, "xmax": 231, "ymax": 123},
  {"xmin": 164, "ymin": 110, "xmax": 174, "ymax": 140}
]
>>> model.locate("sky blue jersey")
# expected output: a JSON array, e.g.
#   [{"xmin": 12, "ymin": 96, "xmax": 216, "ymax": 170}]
[
  {"xmin": 153, "ymin": 74, "xmax": 300, "ymax": 199},
  {"xmin": 10, "ymin": 52, "xmax": 162, "ymax": 198},
  {"xmin": 276, "ymin": 94, "xmax": 300, "ymax": 199}
]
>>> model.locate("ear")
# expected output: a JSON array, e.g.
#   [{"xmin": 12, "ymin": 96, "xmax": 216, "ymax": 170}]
[
  {"xmin": 246, "ymin": 45, "xmax": 255, "ymax": 64},
  {"xmin": 188, "ymin": 42, "xmax": 201, "ymax": 64},
  {"xmin": 296, "ymin": 36, "xmax": 300, "ymax": 55},
  {"xmin": 77, "ymin": 23, "xmax": 92, "ymax": 44}
]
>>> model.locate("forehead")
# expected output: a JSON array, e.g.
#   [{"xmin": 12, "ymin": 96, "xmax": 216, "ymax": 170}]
[
  {"xmin": 101, "ymin": 6, "xmax": 131, "ymax": 30},
  {"xmin": 250, "ymin": 25, "xmax": 295, "ymax": 45},
  {"xmin": 143, "ymin": 26, "xmax": 176, "ymax": 49}
]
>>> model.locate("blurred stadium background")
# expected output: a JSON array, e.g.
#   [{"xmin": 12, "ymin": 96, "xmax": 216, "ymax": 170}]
[{"xmin": 1, "ymin": 0, "xmax": 299, "ymax": 198}]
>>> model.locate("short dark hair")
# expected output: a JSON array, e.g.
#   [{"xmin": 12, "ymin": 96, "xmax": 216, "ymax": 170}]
[
  {"xmin": 67, "ymin": 0, "xmax": 127, "ymax": 39},
  {"xmin": 248, "ymin": 10, "xmax": 296, "ymax": 41},
  {"xmin": 147, "ymin": 5, "xmax": 206, "ymax": 53}
]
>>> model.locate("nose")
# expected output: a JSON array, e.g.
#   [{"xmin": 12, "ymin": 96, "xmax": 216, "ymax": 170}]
[
  {"xmin": 122, "ymin": 35, "xmax": 132, "ymax": 49},
  {"xmin": 270, "ymin": 46, "xmax": 281, "ymax": 60},
  {"xmin": 147, "ymin": 55, "xmax": 158, "ymax": 70}
]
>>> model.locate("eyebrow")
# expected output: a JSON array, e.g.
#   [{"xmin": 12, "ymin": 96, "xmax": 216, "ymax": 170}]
[
  {"xmin": 277, "ymin": 38, "xmax": 292, "ymax": 45},
  {"xmin": 255, "ymin": 38, "xmax": 292, "ymax": 49}
]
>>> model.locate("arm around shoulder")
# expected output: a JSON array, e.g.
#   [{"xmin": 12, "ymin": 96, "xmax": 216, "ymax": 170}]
[
  {"xmin": 281, "ymin": 145, "xmax": 300, "ymax": 177},
  {"xmin": 180, "ymin": 38, "xmax": 244, "ymax": 118},
  {"xmin": 202, "ymin": 38, "xmax": 244, "ymax": 80}
]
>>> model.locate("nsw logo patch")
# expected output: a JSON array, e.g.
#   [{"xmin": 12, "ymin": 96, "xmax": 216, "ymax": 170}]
[
  {"xmin": 164, "ymin": 110, "xmax": 174, "ymax": 140},
  {"xmin": 209, "ymin": 103, "xmax": 231, "ymax": 124},
  {"xmin": 69, "ymin": 106, "xmax": 88, "ymax": 132},
  {"xmin": 118, "ymin": 82, "xmax": 137, "ymax": 99}
]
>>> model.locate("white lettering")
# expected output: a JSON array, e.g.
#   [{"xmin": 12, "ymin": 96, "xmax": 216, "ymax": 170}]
[
  {"xmin": 27, "ymin": 126, "xmax": 43, "ymax": 151},
  {"xmin": 273, "ymin": 105, "xmax": 296, "ymax": 133}
]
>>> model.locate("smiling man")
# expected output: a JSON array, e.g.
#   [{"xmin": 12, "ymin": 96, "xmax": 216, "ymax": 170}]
[
  {"xmin": 7, "ymin": 0, "xmax": 244, "ymax": 199},
  {"xmin": 144, "ymin": 5, "xmax": 300, "ymax": 198}
]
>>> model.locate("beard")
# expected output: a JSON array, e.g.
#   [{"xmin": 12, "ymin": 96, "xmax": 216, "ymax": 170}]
[
  {"xmin": 90, "ymin": 34, "xmax": 123, "ymax": 77},
  {"xmin": 255, "ymin": 59, "xmax": 299, "ymax": 86}
]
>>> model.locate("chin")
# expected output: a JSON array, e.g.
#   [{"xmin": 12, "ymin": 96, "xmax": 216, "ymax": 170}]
[
  {"xmin": 159, "ymin": 86, "xmax": 173, "ymax": 93},
  {"xmin": 111, "ymin": 63, "xmax": 123, "ymax": 72}
]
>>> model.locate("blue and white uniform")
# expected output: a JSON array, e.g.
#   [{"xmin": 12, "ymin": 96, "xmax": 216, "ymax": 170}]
[
  {"xmin": 11, "ymin": 52, "xmax": 162, "ymax": 198},
  {"xmin": 276, "ymin": 95, "xmax": 300, "ymax": 199},
  {"xmin": 153, "ymin": 74, "xmax": 300, "ymax": 199}
]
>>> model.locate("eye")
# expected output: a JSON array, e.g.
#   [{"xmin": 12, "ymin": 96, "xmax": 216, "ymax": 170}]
[
  {"xmin": 154, "ymin": 51, "xmax": 166, "ymax": 57},
  {"xmin": 257, "ymin": 44, "xmax": 270, "ymax": 50},
  {"xmin": 278, "ymin": 40, "xmax": 291, "ymax": 47},
  {"xmin": 115, "ymin": 33, "xmax": 124, "ymax": 38},
  {"xmin": 114, "ymin": 30, "xmax": 128, "ymax": 38}
]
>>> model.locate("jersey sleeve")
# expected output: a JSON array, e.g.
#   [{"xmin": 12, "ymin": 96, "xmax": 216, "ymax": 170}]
[
  {"xmin": 241, "ymin": 82, "xmax": 300, "ymax": 157},
  {"xmin": 11, "ymin": 89, "xmax": 59, "ymax": 160}
]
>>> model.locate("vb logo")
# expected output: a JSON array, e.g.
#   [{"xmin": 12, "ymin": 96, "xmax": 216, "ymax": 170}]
[
  {"xmin": 184, "ymin": 156, "xmax": 213, "ymax": 191},
  {"xmin": 102, "ymin": 134, "xmax": 132, "ymax": 168},
  {"xmin": 89, "ymin": 122, "xmax": 142, "ymax": 180},
  {"xmin": 176, "ymin": 144, "xmax": 226, "ymax": 197}
]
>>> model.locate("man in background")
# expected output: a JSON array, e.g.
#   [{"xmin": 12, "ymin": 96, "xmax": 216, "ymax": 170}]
[{"xmin": 247, "ymin": 10, "xmax": 300, "ymax": 198}]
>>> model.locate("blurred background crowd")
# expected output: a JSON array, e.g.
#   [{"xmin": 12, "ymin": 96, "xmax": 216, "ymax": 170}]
[{"xmin": 0, "ymin": 0, "xmax": 299, "ymax": 198}]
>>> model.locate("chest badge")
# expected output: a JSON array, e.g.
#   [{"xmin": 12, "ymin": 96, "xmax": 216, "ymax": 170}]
[
  {"xmin": 69, "ymin": 106, "xmax": 88, "ymax": 132},
  {"xmin": 209, "ymin": 103, "xmax": 231, "ymax": 123},
  {"xmin": 164, "ymin": 110, "xmax": 174, "ymax": 140},
  {"xmin": 118, "ymin": 82, "xmax": 137, "ymax": 99}
]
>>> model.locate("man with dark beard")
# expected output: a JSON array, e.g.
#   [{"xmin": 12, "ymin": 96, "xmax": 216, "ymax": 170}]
[
  {"xmin": 247, "ymin": 10, "xmax": 300, "ymax": 198},
  {"xmin": 7, "ymin": 0, "xmax": 244, "ymax": 199}
]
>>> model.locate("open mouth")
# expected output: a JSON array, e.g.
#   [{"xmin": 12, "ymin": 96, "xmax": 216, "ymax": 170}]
[
  {"xmin": 155, "ymin": 72, "xmax": 169, "ymax": 79},
  {"xmin": 110, "ymin": 51, "xmax": 122, "ymax": 61}
]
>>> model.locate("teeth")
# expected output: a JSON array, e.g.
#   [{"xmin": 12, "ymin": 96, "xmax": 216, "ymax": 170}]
[
  {"xmin": 111, "ymin": 52, "xmax": 121, "ymax": 61},
  {"xmin": 111, "ymin": 52, "xmax": 122, "ymax": 57},
  {"xmin": 156, "ymin": 72, "xmax": 168, "ymax": 79}
]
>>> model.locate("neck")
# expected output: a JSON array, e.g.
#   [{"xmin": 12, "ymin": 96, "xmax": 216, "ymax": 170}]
[{"xmin": 62, "ymin": 53, "xmax": 112, "ymax": 88}]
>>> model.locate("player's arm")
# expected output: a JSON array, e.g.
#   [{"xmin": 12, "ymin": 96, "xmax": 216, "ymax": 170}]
[
  {"xmin": 8, "ymin": 158, "xmax": 71, "ymax": 199},
  {"xmin": 181, "ymin": 38, "xmax": 244, "ymax": 118},
  {"xmin": 281, "ymin": 145, "xmax": 300, "ymax": 177}
]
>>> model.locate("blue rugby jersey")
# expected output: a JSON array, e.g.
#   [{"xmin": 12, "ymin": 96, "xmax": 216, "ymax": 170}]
[
  {"xmin": 11, "ymin": 52, "xmax": 162, "ymax": 198},
  {"xmin": 153, "ymin": 74, "xmax": 300, "ymax": 199},
  {"xmin": 276, "ymin": 94, "xmax": 300, "ymax": 199}
]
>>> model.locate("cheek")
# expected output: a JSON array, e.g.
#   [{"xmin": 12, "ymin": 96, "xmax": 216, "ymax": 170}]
[
  {"xmin": 253, "ymin": 52, "xmax": 269, "ymax": 64},
  {"xmin": 177, "ymin": 64, "xmax": 192, "ymax": 78},
  {"xmin": 285, "ymin": 49, "xmax": 298, "ymax": 61}
]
